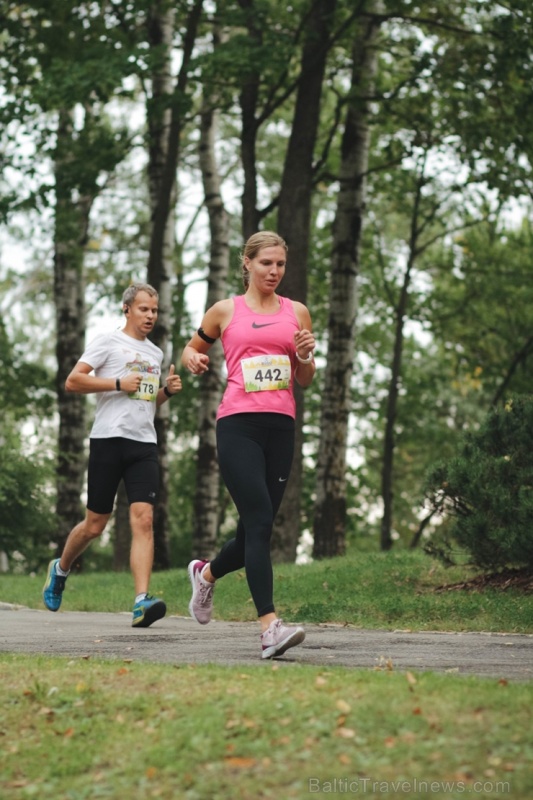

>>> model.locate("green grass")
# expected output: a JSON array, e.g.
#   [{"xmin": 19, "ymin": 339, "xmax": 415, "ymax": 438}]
[
  {"xmin": 1, "ymin": 655, "xmax": 531, "ymax": 799},
  {"xmin": 4, "ymin": 549, "xmax": 532, "ymax": 633},
  {"xmin": 2, "ymin": 550, "xmax": 532, "ymax": 798}
]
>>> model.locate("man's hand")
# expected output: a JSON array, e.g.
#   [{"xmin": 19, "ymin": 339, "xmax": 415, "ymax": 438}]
[
  {"xmin": 165, "ymin": 363, "xmax": 182, "ymax": 395},
  {"xmin": 120, "ymin": 372, "xmax": 143, "ymax": 392}
]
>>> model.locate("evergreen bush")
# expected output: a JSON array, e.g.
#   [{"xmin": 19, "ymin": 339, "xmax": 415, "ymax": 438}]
[{"xmin": 423, "ymin": 395, "xmax": 533, "ymax": 571}]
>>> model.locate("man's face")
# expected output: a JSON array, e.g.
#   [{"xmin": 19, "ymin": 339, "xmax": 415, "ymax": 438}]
[{"xmin": 124, "ymin": 291, "xmax": 159, "ymax": 339}]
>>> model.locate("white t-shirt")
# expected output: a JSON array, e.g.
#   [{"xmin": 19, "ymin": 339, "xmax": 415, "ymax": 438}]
[{"xmin": 80, "ymin": 330, "xmax": 164, "ymax": 443}]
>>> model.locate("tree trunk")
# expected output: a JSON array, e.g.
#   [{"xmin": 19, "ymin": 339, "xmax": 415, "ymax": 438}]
[
  {"xmin": 238, "ymin": 0, "xmax": 261, "ymax": 238},
  {"xmin": 380, "ymin": 171, "xmax": 425, "ymax": 550},
  {"xmin": 113, "ymin": 481, "xmax": 131, "ymax": 570},
  {"xmin": 272, "ymin": 0, "xmax": 338, "ymax": 562},
  {"xmin": 313, "ymin": 6, "xmax": 382, "ymax": 559},
  {"xmin": 192, "ymin": 34, "xmax": 230, "ymax": 560},
  {"xmin": 144, "ymin": 2, "xmax": 204, "ymax": 569},
  {"xmin": 143, "ymin": 3, "xmax": 176, "ymax": 569},
  {"xmin": 54, "ymin": 109, "xmax": 91, "ymax": 560}
]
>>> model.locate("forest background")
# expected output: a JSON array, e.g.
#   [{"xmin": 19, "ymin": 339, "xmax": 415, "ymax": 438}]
[{"xmin": 1, "ymin": 0, "xmax": 532, "ymax": 577}]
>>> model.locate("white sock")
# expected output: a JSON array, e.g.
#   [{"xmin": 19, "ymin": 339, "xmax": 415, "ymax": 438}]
[
  {"xmin": 135, "ymin": 593, "xmax": 148, "ymax": 604},
  {"xmin": 56, "ymin": 563, "xmax": 70, "ymax": 577}
]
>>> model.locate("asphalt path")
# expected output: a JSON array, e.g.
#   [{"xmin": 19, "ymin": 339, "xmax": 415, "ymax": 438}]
[{"xmin": 1, "ymin": 605, "xmax": 532, "ymax": 681}]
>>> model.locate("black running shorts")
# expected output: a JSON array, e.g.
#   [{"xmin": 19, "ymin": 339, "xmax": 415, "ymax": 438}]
[{"xmin": 87, "ymin": 437, "xmax": 159, "ymax": 514}]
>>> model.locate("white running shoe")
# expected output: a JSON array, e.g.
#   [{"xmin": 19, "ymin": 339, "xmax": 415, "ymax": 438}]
[
  {"xmin": 261, "ymin": 618, "xmax": 305, "ymax": 659},
  {"xmin": 188, "ymin": 560, "xmax": 215, "ymax": 625}
]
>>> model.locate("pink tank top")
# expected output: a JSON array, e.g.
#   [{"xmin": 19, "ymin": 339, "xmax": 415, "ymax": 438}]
[{"xmin": 217, "ymin": 295, "xmax": 300, "ymax": 420}]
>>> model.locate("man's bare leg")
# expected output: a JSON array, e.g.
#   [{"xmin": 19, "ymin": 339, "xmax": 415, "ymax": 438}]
[
  {"xmin": 129, "ymin": 501, "xmax": 154, "ymax": 595},
  {"xmin": 59, "ymin": 510, "xmax": 111, "ymax": 571}
]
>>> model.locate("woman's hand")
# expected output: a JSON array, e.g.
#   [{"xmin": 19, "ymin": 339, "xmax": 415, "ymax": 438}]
[
  {"xmin": 184, "ymin": 349, "xmax": 210, "ymax": 375},
  {"xmin": 294, "ymin": 329, "xmax": 315, "ymax": 361}
]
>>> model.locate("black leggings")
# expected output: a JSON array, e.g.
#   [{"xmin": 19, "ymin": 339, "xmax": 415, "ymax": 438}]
[{"xmin": 210, "ymin": 413, "xmax": 295, "ymax": 617}]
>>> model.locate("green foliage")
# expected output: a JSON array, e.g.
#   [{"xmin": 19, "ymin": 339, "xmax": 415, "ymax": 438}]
[
  {"xmin": 4, "ymin": 549, "xmax": 533, "ymax": 634},
  {"xmin": 424, "ymin": 395, "xmax": 533, "ymax": 571},
  {"xmin": 0, "ymin": 319, "xmax": 57, "ymax": 570},
  {"xmin": 0, "ymin": 422, "xmax": 57, "ymax": 571}
]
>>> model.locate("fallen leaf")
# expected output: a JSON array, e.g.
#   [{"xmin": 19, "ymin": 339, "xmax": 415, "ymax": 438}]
[
  {"xmin": 405, "ymin": 671, "xmax": 417, "ymax": 686},
  {"xmin": 224, "ymin": 757, "xmax": 256, "ymax": 768},
  {"xmin": 375, "ymin": 656, "xmax": 394, "ymax": 671},
  {"xmin": 336, "ymin": 699, "xmax": 351, "ymax": 714},
  {"xmin": 336, "ymin": 727, "xmax": 355, "ymax": 739},
  {"xmin": 145, "ymin": 767, "xmax": 157, "ymax": 779}
]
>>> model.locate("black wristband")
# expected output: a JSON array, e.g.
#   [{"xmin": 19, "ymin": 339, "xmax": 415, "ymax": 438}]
[
  {"xmin": 116, "ymin": 378, "xmax": 121, "ymax": 391},
  {"xmin": 163, "ymin": 386, "xmax": 173, "ymax": 398}
]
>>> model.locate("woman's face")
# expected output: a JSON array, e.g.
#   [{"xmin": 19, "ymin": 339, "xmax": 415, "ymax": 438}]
[{"xmin": 245, "ymin": 245, "xmax": 287, "ymax": 293}]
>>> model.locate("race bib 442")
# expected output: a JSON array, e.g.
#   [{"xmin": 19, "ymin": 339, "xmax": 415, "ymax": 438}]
[{"xmin": 241, "ymin": 354, "xmax": 291, "ymax": 392}]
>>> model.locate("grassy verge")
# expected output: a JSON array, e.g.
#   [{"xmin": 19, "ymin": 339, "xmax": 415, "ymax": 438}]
[
  {"xmin": 1, "ymin": 654, "xmax": 531, "ymax": 800},
  {"xmin": 3, "ymin": 550, "xmax": 532, "ymax": 633}
]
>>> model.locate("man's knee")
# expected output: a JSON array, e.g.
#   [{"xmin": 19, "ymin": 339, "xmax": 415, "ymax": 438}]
[
  {"xmin": 130, "ymin": 503, "xmax": 154, "ymax": 536},
  {"xmin": 85, "ymin": 512, "xmax": 110, "ymax": 538}
]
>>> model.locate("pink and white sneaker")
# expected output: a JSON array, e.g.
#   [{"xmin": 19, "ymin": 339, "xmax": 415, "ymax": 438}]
[
  {"xmin": 188, "ymin": 560, "xmax": 215, "ymax": 625},
  {"xmin": 261, "ymin": 618, "xmax": 305, "ymax": 659}
]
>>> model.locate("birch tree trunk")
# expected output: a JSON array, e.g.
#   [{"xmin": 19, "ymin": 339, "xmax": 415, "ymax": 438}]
[
  {"xmin": 54, "ymin": 109, "xmax": 92, "ymax": 559},
  {"xmin": 237, "ymin": 0, "xmax": 261, "ymax": 238},
  {"xmin": 272, "ymin": 0, "xmax": 338, "ymax": 562},
  {"xmin": 143, "ymin": 1, "xmax": 203, "ymax": 568},
  {"xmin": 191, "ymin": 42, "xmax": 230, "ymax": 559},
  {"xmin": 312, "ymin": 5, "xmax": 383, "ymax": 559},
  {"xmin": 143, "ymin": 3, "xmax": 177, "ymax": 570}
]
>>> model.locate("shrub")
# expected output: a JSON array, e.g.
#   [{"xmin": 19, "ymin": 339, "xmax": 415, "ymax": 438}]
[{"xmin": 423, "ymin": 395, "xmax": 533, "ymax": 571}]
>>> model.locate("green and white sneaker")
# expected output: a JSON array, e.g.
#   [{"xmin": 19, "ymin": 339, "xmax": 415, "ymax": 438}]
[
  {"xmin": 43, "ymin": 558, "xmax": 67, "ymax": 612},
  {"xmin": 132, "ymin": 595, "xmax": 166, "ymax": 628}
]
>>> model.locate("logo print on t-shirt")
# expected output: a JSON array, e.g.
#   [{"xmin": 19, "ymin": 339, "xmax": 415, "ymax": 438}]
[{"xmin": 252, "ymin": 321, "xmax": 278, "ymax": 329}]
